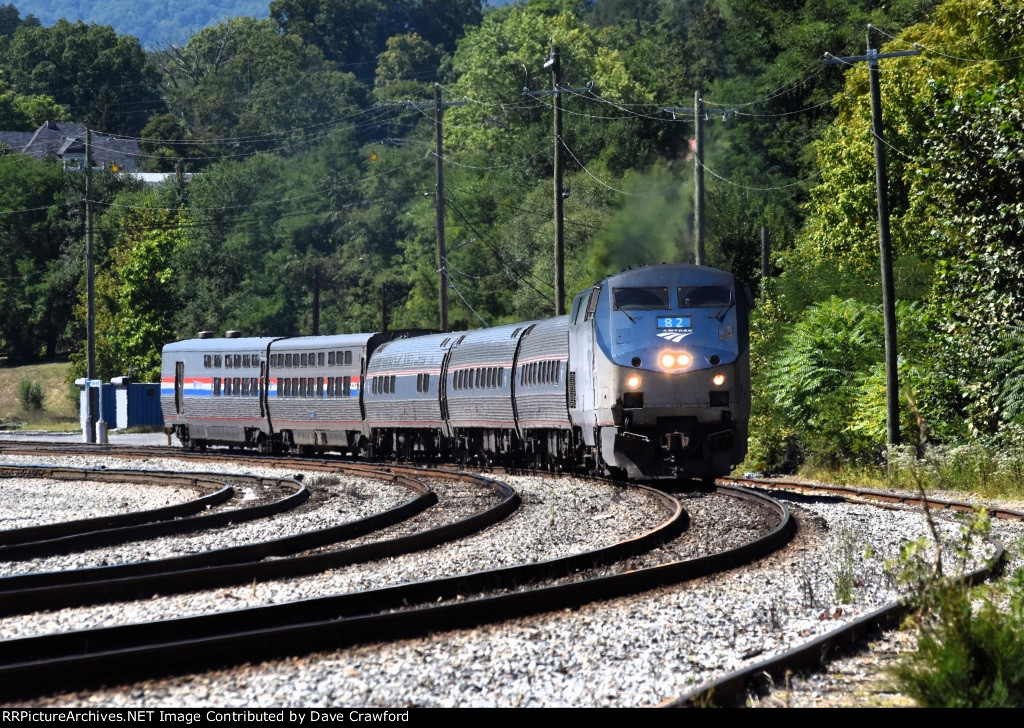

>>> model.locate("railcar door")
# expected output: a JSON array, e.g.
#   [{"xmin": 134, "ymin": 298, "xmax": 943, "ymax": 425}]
[
  {"xmin": 259, "ymin": 358, "xmax": 268, "ymax": 419},
  {"xmin": 174, "ymin": 361, "xmax": 185, "ymax": 415},
  {"xmin": 567, "ymin": 286, "xmax": 600, "ymax": 443}
]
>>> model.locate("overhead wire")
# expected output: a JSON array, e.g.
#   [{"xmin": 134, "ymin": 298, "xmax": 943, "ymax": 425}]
[
  {"xmin": 443, "ymin": 192, "xmax": 556, "ymax": 307},
  {"xmin": 701, "ymin": 162, "xmax": 821, "ymax": 192},
  {"xmin": 444, "ymin": 271, "xmax": 490, "ymax": 327},
  {"xmin": 558, "ymin": 135, "xmax": 635, "ymax": 196},
  {"xmin": 871, "ymin": 25, "xmax": 1024, "ymax": 64}
]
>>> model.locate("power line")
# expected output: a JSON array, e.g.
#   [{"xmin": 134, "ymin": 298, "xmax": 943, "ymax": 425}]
[
  {"xmin": 444, "ymin": 191, "xmax": 556, "ymax": 307},
  {"xmin": 444, "ymin": 271, "xmax": 489, "ymax": 327},
  {"xmin": 558, "ymin": 136, "xmax": 634, "ymax": 196},
  {"xmin": 870, "ymin": 25, "xmax": 1024, "ymax": 64}
]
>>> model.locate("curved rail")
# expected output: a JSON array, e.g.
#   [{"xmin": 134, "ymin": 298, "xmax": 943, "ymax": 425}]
[
  {"xmin": 0, "ymin": 465, "xmax": 233, "ymax": 545},
  {"xmin": 0, "ymin": 467, "xmax": 308, "ymax": 560},
  {"xmin": 0, "ymin": 484, "xmax": 791, "ymax": 699},
  {"xmin": 0, "ymin": 468, "xmax": 512, "ymax": 615},
  {"xmin": 661, "ymin": 474, "xmax": 1014, "ymax": 708}
]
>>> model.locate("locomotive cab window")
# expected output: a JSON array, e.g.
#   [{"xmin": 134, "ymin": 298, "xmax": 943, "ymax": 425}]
[
  {"xmin": 613, "ymin": 287, "xmax": 670, "ymax": 310},
  {"xmin": 584, "ymin": 286, "xmax": 601, "ymax": 321},
  {"xmin": 569, "ymin": 291, "xmax": 587, "ymax": 324},
  {"xmin": 677, "ymin": 285, "xmax": 733, "ymax": 308}
]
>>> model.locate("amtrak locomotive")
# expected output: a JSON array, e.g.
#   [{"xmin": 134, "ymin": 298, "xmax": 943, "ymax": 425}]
[{"xmin": 161, "ymin": 263, "xmax": 750, "ymax": 480}]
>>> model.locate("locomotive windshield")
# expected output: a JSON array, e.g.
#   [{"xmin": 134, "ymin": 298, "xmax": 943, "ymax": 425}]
[
  {"xmin": 613, "ymin": 287, "xmax": 670, "ymax": 310},
  {"xmin": 677, "ymin": 285, "xmax": 733, "ymax": 308}
]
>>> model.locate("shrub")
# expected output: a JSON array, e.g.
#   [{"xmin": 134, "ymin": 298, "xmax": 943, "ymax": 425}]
[
  {"xmin": 17, "ymin": 379, "xmax": 43, "ymax": 411},
  {"xmin": 888, "ymin": 514, "xmax": 1024, "ymax": 707}
]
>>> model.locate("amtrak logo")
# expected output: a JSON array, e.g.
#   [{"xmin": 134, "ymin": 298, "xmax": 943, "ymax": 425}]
[{"xmin": 658, "ymin": 331, "xmax": 692, "ymax": 343}]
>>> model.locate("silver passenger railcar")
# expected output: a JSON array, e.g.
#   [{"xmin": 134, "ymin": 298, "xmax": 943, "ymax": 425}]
[{"xmin": 161, "ymin": 264, "xmax": 750, "ymax": 480}]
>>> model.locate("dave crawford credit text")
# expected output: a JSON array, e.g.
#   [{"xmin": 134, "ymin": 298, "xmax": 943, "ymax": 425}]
[{"xmin": 1, "ymin": 711, "xmax": 412, "ymax": 724}]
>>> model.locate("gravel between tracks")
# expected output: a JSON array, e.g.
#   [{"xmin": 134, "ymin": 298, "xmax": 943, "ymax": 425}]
[{"xmin": 0, "ymin": 452, "xmax": 1021, "ymax": 707}]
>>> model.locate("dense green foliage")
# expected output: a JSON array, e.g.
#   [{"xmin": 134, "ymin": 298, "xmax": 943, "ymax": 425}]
[
  {"xmin": 1, "ymin": 0, "xmax": 1024, "ymax": 486},
  {"xmin": 748, "ymin": 0, "xmax": 1024, "ymax": 469},
  {"xmin": 0, "ymin": 16, "xmax": 163, "ymax": 133}
]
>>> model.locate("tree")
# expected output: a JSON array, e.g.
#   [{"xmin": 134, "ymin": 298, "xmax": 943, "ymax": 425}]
[
  {"xmin": 0, "ymin": 20, "xmax": 163, "ymax": 134},
  {"xmin": 0, "ymin": 3, "xmax": 39, "ymax": 38},
  {"xmin": 373, "ymin": 33, "xmax": 444, "ymax": 101},
  {"xmin": 751, "ymin": 0, "xmax": 1024, "ymax": 460},
  {"xmin": 159, "ymin": 17, "xmax": 367, "ymax": 154},
  {"xmin": 0, "ymin": 69, "xmax": 69, "ymax": 130},
  {"xmin": 270, "ymin": 0, "xmax": 482, "ymax": 82},
  {"xmin": 138, "ymin": 114, "xmax": 190, "ymax": 172},
  {"xmin": 82, "ymin": 196, "xmax": 189, "ymax": 381},
  {"xmin": 0, "ymin": 155, "xmax": 66, "ymax": 363}
]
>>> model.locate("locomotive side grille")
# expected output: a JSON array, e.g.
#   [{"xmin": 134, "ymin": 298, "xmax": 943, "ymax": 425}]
[{"xmin": 568, "ymin": 372, "xmax": 576, "ymax": 408}]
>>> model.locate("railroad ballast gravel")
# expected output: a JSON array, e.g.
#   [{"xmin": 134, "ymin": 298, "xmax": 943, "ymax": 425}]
[{"xmin": 0, "ymin": 451, "xmax": 1019, "ymax": 707}]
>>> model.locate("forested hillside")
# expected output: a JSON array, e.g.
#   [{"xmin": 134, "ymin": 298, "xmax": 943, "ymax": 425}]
[
  {"xmin": 7, "ymin": 1, "xmax": 269, "ymax": 47},
  {"xmin": 1, "ymin": 0, "xmax": 1022, "ymax": 472}
]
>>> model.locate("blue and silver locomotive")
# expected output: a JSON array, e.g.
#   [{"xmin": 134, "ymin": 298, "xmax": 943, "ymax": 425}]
[{"xmin": 161, "ymin": 263, "xmax": 750, "ymax": 480}]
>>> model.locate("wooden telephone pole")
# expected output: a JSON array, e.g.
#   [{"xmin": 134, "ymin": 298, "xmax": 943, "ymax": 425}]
[
  {"xmin": 824, "ymin": 26, "xmax": 920, "ymax": 448},
  {"xmin": 662, "ymin": 95, "xmax": 737, "ymax": 266}
]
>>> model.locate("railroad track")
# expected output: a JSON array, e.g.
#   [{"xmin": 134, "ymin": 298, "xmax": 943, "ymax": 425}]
[
  {"xmin": 0, "ymin": 442, "xmax": 794, "ymax": 701},
  {"xmin": 661, "ymin": 473, "xmax": 1019, "ymax": 707}
]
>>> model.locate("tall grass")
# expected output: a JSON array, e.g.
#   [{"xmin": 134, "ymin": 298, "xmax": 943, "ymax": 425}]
[{"xmin": 796, "ymin": 443, "xmax": 1024, "ymax": 500}]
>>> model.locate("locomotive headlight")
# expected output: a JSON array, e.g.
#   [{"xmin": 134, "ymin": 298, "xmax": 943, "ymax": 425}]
[
  {"xmin": 660, "ymin": 351, "xmax": 691, "ymax": 370},
  {"xmin": 626, "ymin": 374, "xmax": 642, "ymax": 389},
  {"xmin": 712, "ymin": 374, "xmax": 726, "ymax": 386}
]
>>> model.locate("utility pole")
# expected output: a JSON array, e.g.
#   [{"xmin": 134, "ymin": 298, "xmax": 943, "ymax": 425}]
[
  {"xmin": 433, "ymin": 84, "xmax": 449, "ymax": 332},
  {"xmin": 824, "ymin": 26, "xmax": 920, "ymax": 448},
  {"xmin": 524, "ymin": 47, "xmax": 591, "ymax": 316},
  {"xmin": 311, "ymin": 264, "xmax": 320, "ymax": 336},
  {"xmin": 694, "ymin": 91, "xmax": 705, "ymax": 265},
  {"xmin": 550, "ymin": 46, "xmax": 565, "ymax": 316},
  {"xmin": 662, "ymin": 96, "xmax": 737, "ymax": 266},
  {"xmin": 761, "ymin": 226, "xmax": 770, "ymax": 280},
  {"xmin": 406, "ymin": 88, "xmax": 465, "ymax": 332},
  {"xmin": 84, "ymin": 129, "xmax": 96, "ymax": 444}
]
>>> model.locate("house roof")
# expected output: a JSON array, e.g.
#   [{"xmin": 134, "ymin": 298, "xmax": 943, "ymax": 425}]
[{"xmin": 0, "ymin": 121, "xmax": 141, "ymax": 173}]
